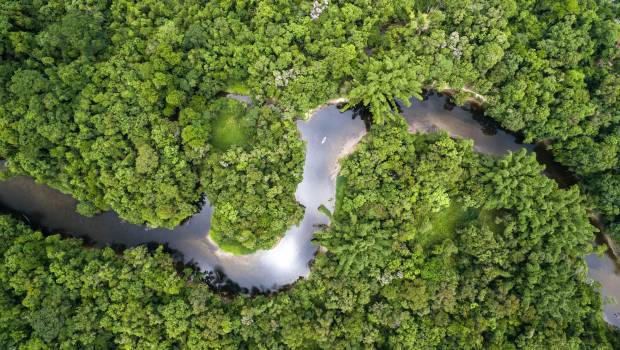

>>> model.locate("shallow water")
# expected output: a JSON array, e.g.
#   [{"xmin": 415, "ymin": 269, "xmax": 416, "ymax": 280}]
[{"xmin": 0, "ymin": 93, "xmax": 618, "ymax": 325}]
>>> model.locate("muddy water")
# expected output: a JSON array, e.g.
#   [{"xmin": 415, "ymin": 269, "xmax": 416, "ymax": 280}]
[{"xmin": 0, "ymin": 93, "xmax": 618, "ymax": 325}]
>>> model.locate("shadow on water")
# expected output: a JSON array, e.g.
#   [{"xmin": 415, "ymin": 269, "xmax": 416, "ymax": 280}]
[
  {"xmin": 350, "ymin": 104, "xmax": 373, "ymax": 131},
  {"xmin": 533, "ymin": 143, "xmax": 579, "ymax": 189}
]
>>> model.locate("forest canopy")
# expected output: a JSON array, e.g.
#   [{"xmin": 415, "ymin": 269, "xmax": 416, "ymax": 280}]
[
  {"xmin": 1, "ymin": 126, "xmax": 619, "ymax": 348},
  {"xmin": 1, "ymin": 1, "xmax": 620, "ymax": 347},
  {"xmin": 0, "ymin": 0, "xmax": 619, "ymax": 248},
  {"xmin": 203, "ymin": 99, "xmax": 305, "ymax": 253}
]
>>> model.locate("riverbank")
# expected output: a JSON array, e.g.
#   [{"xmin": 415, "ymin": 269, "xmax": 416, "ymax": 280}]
[
  {"xmin": 602, "ymin": 234, "xmax": 620, "ymax": 260},
  {"xmin": 2, "ymin": 101, "xmax": 372, "ymax": 290},
  {"xmin": 591, "ymin": 214, "xmax": 620, "ymax": 263},
  {"xmin": 424, "ymin": 84, "xmax": 489, "ymax": 106},
  {"xmin": 303, "ymin": 97, "xmax": 350, "ymax": 119},
  {"xmin": 419, "ymin": 89, "xmax": 620, "ymax": 265}
]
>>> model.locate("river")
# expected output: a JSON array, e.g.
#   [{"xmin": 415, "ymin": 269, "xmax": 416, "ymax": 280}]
[
  {"xmin": 0, "ymin": 104, "xmax": 367, "ymax": 292},
  {"xmin": 0, "ymin": 92, "xmax": 618, "ymax": 324}
]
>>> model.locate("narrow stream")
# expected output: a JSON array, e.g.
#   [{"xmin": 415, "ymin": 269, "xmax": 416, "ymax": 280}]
[{"xmin": 0, "ymin": 93, "xmax": 618, "ymax": 325}]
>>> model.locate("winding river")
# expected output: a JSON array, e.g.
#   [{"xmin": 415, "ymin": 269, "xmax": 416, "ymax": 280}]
[
  {"xmin": 0, "ymin": 93, "xmax": 619, "ymax": 325},
  {"xmin": 0, "ymin": 102, "xmax": 367, "ymax": 291}
]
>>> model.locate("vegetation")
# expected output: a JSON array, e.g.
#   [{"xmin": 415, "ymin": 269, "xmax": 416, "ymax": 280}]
[
  {"xmin": 1, "ymin": 0, "xmax": 619, "ymax": 347},
  {"xmin": 417, "ymin": 203, "xmax": 475, "ymax": 247},
  {"xmin": 203, "ymin": 102, "xmax": 305, "ymax": 252},
  {"xmin": 2, "ymin": 127, "xmax": 618, "ymax": 348},
  {"xmin": 210, "ymin": 99, "xmax": 251, "ymax": 151},
  {"xmin": 0, "ymin": 0, "xmax": 618, "ymax": 247}
]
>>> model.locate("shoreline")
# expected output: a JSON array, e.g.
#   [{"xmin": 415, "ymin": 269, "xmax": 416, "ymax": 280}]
[
  {"xmin": 591, "ymin": 214, "xmax": 620, "ymax": 262},
  {"xmin": 330, "ymin": 132, "xmax": 366, "ymax": 181},
  {"xmin": 303, "ymin": 97, "xmax": 350, "ymax": 120},
  {"xmin": 427, "ymin": 85, "xmax": 489, "ymax": 106},
  {"xmin": 602, "ymin": 234, "xmax": 620, "ymax": 261}
]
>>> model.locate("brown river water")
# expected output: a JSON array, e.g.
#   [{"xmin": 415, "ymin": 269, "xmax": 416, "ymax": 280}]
[{"xmin": 0, "ymin": 93, "xmax": 618, "ymax": 325}]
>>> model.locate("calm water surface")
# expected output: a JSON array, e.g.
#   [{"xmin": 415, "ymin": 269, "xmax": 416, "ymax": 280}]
[
  {"xmin": 0, "ymin": 106, "xmax": 366, "ymax": 291},
  {"xmin": 0, "ymin": 93, "xmax": 618, "ymax": 325}
]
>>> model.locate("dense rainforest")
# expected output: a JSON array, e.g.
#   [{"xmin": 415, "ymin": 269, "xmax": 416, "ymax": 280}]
[
  {"xmin": 2, "ymin": 0, "xmax": 619, "ymax": 247},
  {"xmin": 1, "ymin": 0, "xmax": 620, "ymax": 348},
  {"xmin": 2, "ymin": 126, "xmax": 619, "ymax": 348}
]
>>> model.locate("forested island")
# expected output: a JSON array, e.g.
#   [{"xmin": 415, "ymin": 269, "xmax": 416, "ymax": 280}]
[{"xmin": 1, "ymin": 0, "xmax": 620, "ymax": 348}]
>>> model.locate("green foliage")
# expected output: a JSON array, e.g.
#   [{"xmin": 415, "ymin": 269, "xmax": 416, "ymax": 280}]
[
  {"xmin": 204, "ymin": 105, "xmax": 305, "ymax": 253},
  {"xmin": 418, "ymin": 203, "xmax": 476, "ymax": 248},
  {"xmin": 2, "ymin": 128, "xmax": 618, "ymax": 348},
  {"xmin": 210, "ymin": 99, "xmax": 252, "ymax": 151},
  {"xmin": 1, "ymin": 0, "xmax": 620, "ymax": 346},
  {"xmin": 347, "ymin": 54, "xmax": 424, "ymax": 124},
  {"xmin": 333, "ymin": 175, "xmax": 348, "ymax": 217},
  {"xmin": 1, "ymin": 0, "xmax": 618, "ymax": 239},
  {"xmin": 209, "ymin": 230, "xmax": 256, "ymax": 255},
  {"xmin": 75, "ymin": 201, "xmax": 99, "ymax": 217},
  {"xmin": 135, "ymin": 143, "xmax": 159, "ymax": 175},
  {"xmin": 224, "ymin": 81, "xmax": 251, "ymax": 95}
]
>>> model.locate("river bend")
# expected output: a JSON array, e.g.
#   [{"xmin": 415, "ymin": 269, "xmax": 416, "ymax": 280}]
[{"xmin": 1, "ymin": 93, "xmax": 619, "ymax": 325}]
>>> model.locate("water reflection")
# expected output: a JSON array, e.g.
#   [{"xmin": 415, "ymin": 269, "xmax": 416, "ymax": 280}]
[
  {"xmin": 586, "ymin": 250, "xmax": 620, "ymax": 326},
  {"xmin": 400, "ymin": 94, "xmax": 534, "ymax": 156}
]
